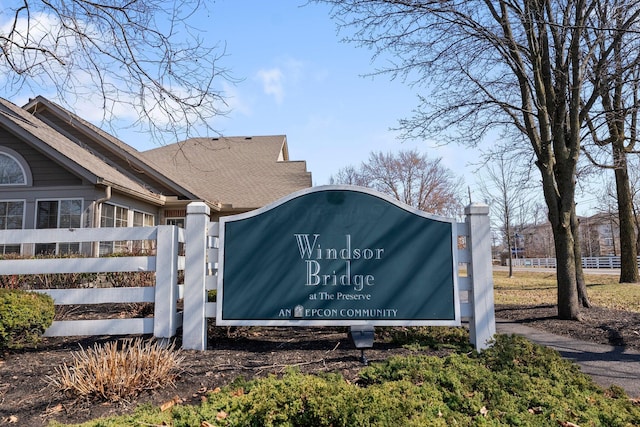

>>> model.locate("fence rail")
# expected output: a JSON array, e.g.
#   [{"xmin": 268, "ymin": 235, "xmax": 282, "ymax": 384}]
[
  {"xmin": 0, "ymin": 225, "xmax": 184, "ymax": 340},
  {"xmin": 510, "ymin": 256, "xmax": 640, "ymax": 269}
]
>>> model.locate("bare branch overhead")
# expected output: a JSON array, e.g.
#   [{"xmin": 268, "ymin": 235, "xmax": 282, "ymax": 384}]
[{"xmin": 0, "ymin": 0, "xmax": 234, "ymax": 142}]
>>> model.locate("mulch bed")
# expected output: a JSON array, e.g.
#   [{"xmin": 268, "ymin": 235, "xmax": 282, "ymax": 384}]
[{"xmin": 1, "ymin": 304, "xmax": 639, "ymax": 425}]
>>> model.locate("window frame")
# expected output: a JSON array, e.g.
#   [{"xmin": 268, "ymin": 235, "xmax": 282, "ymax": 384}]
[
  {"xmin": 99, "ymin": 202, "xmax": 156, "ymax": 255},
  {"xmin": 0, "ymin": 199, "xmax": 25, "ymax": 254},
  {"xmin": 0, "ymin": 147, "xmax": 32, "ymax": 187},
  {"xmin": 34, "ymin": 198, "xmax": 84, "ymax": 255},
  {"xmin": 165, "ymin": 217, "xmax": 185, "ymax": 228}
]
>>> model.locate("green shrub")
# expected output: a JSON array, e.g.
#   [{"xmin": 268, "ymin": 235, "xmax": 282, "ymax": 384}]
[
  {"xmin": 169, "ymin": 370, "xmax": 454, "ymax": 427},
  {"xmin": 354, "ymin": 335, "xmax": 640, "ymax": 426},
  {"xmin": 0, "ymin": 289, "xmax": 54, "ymax": 350},
  {"xmin": 382, "ymin": 326, "xmax": 473, "ymax": 351}
]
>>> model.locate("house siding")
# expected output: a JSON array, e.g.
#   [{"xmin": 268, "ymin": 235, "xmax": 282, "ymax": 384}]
[
  {"xmin": 0, "ymin": 127, "xmax": 82, "ymax": 187},
  {"xmin": 105, "ymin": 193, "xmax": 161, "ymax": 219}
]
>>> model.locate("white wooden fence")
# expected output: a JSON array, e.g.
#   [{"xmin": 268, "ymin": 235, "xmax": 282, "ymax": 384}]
[
  {"xmin": 0, "ymin": 226, "xmax": 184, "ymax": 341},
  {"xmin": 511, "ymin": 256, "xmax": 640, "ymax": 269}
]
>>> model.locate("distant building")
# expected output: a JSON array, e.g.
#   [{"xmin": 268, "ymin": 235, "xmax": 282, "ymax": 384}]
[
  {"xmin": 518, "ymin": 222, "xmax": 555, "ymax": 258},
  {"xmin": 503, "ymin": 211, "xmax": 624, "ymax": 260},
  {"xmin": 579, "ymin": 212, "xmax": 620, "ymax": 257}
]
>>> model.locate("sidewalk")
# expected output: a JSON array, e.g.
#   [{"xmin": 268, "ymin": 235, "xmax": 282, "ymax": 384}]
[{"xmin": 496, "ymin": 318, "xmax": 640, "ymax": 398}]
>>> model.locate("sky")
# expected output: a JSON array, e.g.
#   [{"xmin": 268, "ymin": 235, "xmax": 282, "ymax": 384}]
[
  {"xmin": 0, "ymin": 0, "xmax": 601, "ymax": 215},
  {"xmin": 195, "ymin": 1, "xmax": 477, "ymax": 189},
  {"xmin": 186, "ymin": 0, "xmax": 600, "ymax": 214}
]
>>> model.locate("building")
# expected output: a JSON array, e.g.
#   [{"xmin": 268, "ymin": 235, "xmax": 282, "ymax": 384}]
[
  {"xmin": 579, "ymin": 212, "xmax": 620, "ymax": 257},
  {"xmin": 518, "ymin": 222, "xmax": 555, "ymax": 258},
  {"xmin": 0, "ymin": 96, "xmax": 312, "ymax": 256},
  {"xmin": 502, "ymin": 211, "xmax": 624, "ymax": 261}
]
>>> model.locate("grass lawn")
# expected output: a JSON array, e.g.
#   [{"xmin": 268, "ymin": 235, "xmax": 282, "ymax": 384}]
[{"xmin": 494, "ymin": 269, "xmax": 640, "ymax": 312}]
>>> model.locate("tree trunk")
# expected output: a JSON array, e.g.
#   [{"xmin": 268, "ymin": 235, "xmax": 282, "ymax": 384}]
[
  {"xmin": 541, "ymin": 167, "xmax": 582, "ymax": 320},
  {"xmin": 634, "ymin": 202, "xmax": 640, "ymax": 255},
  {"xmin": 506, "ymin": 228, "xmax": 514, "ymax": 278},
  {"xmin": 572, "ymin": 209, "xmax": 591, "ymax": 307},
  {"xmin": 552, "ymin": 220, "xmax": 581, "ymax": 320},
  {"xmin": 508, "ymin": 252, "xmax": 514, "ymax": 278},
  {"xmin": 613, "ymin": 143, "xmax": 639, "ymax": 283}
]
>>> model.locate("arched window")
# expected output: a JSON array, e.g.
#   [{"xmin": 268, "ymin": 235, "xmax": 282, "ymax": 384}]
[{"xmin": 0, "ymin": 148, "xmax": 31, "ymax": 186}]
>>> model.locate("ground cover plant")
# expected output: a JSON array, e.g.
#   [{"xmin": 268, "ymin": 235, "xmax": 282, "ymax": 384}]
[
  {"xmin": 44, "ymin": 333, "xmax": 640, "ymax": 426},
  {"xmin": 1, "ymin": 270, "xmax": 639, "ymax": 425}
]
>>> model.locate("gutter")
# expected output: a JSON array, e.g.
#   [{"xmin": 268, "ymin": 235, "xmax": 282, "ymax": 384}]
[
  {"xmin": 93, "ymin": 185, "xmax": 112, "ymax": 227},
  {"xmin": 92, "ymin": 185, "xmax": 111, "ymax": 256},
  {"xmin": 97, "ymin": 180, "xmax": 166, "ymax": 206}
]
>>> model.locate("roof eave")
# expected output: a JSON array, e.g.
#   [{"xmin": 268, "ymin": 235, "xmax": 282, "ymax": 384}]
[
  {"xmin": 97, "ymin": 180, "xmax": 166, "ymax": 206},
  {"xmin": 23, "ymin": 96, "xmax": 203, "ymax": 200}
]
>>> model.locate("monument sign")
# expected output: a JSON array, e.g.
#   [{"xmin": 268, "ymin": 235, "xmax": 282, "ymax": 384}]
[{"xmin": 216, "ymin": 186, "xmax": 461, "ymax": 326}]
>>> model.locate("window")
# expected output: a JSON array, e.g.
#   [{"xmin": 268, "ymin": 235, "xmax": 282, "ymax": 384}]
[
  {"xmin": 133, "ymin": 211, "xmax": 155, "ymax": 253},
  {"xmin": 35, "ymin": 200, "xmax": 82, "ymax": 255},
  {"xmin": 37, "ymin": 201, "xmax": 59, "ymax": 229},
  {"xmin": 133, "ymin": 211, "xmax": 154, "ymax": 227},
  {"xmin": 0, "ymin": 152, "xmax": 26, "ymax": 185},
  {"xmin": 166, "ymin": 218, "xmax": 185, "ymax": 228},
  {"xmin": 100, "ymin": 204, "xmax": 128, "ymax": 255},
  {"xmin": 164, "ymin": 209, "xmax": 185, "ymax": 228},
  {"xmin": 0, "ymin": 200, "xmax": 24, "ymax": 254},
  {"xmin": 99, "ymin": 203, "xmax": 155, "ymax": 255}
]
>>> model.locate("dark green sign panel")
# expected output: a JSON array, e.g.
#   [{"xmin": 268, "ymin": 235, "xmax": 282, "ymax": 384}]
[{"xmin": 217, "ymin": 187, "xmax": 459, "ymax": 325}]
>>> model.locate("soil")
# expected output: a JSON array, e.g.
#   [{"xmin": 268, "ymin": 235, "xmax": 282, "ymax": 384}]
[{"xmin": 1, "ymin": 304, "xmax": 640, "ymax": 426}]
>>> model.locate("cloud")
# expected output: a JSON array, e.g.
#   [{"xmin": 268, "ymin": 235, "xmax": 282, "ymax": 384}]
[
  {"xmin": 256, "ymin": 68, "xmax": 285, "ymax": 104},
  {"xmin": 220, "ymin": 81, "xmax": 252, "ymax": 117}
]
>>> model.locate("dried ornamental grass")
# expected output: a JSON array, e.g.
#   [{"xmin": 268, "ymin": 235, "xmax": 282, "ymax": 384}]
[{"xmin": 48, "ymin": 338, "xmax": 184, "ymax": 402}]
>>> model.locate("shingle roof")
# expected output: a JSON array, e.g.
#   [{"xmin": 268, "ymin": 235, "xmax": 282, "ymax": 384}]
[
  {"xmin": 23, "ymin": 96, "xmax": 207, "ymax": 203},
  {"xmin": 0, "ymin": 98, "xmax": 163, "ymax": 203},
  {"xmin": 24, "ymin": 95, "xmax": 143, "ymax": 159},
  {"xmin": 142, "ymin": 135, "xmax": 312, "ymax": 209}
]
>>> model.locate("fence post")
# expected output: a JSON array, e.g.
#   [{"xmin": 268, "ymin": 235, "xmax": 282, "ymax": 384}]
[
  {"xmin": 465, "ymin": 203, "xmax": 496, "ymax": 350},
  {"xmin": 183, "ymin": 202, "xmax": 210, "ymax": 350},
  {"xmin": 154, "ymin": 225, "xmax": 179, "ymax": 344}
]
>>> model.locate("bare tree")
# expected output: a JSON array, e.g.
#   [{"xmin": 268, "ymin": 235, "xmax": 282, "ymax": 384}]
[
  {"xmin": 315, "ymin": 0, "xmax": 640, "ymax": 319},
  {"xmin": 0, "ymin": 0, "xmax": 231, "ymax": 141},
  {"xmin": 630, "ymin": 158, "xmax": 640, "ymax": 254},
  {"xmin": 329, "ymin": 165, "xmax": 370, "ymax": 187},
  {"xmin": 331, "ymin": 149, "xmax": 463, "ymax": 217},
  {"xmin": 594, "ymin": 180, "xmax": 622, "ymax": 256},
  {"xmin": 581, "ymin": 1, "xmax": 640, "ymax": 283},
  {"xmin": 478, "ymin": 148, "xmax": 533, "ymax": 278}
]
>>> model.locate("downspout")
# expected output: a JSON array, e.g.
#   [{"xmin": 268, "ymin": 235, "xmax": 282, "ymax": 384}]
[{"xmin": 92, "ymin": 186, "xmax": 112, "ymax": 256}]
